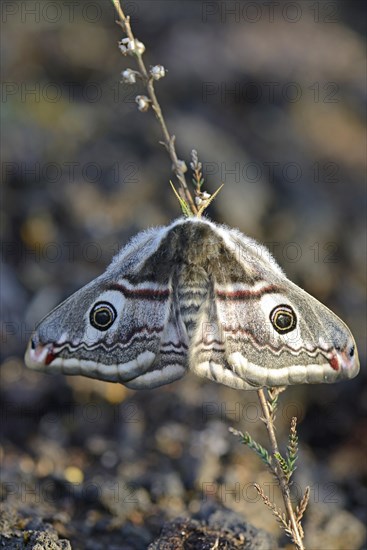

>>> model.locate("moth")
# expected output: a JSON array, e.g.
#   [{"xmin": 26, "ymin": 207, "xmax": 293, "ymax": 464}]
[{"xmin": 25, "ymin": 217, "xmax": 359, "ymax": 390}]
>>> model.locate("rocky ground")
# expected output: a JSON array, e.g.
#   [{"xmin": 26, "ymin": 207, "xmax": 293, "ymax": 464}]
[{"xmin": 1, "ymin": 1, "xmax": 366, "ymax": 548}]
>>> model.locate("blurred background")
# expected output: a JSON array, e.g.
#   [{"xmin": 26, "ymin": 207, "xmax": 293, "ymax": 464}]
[{"xmin": 1, "ymin": 0, "xmax": 366, "ymax": 548}]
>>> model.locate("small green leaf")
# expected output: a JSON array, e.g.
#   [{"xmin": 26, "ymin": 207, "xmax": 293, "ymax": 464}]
[
  {"xmin": 286, "ymin": 417, "xmax": 298, "ymax": 476},
  {"xmin": 274, "ymin": 452, "xmax": 291, "ymax": 477},
  {"xmin": 169, "ymin": 181, "xmax": 194, "ymax": 217},
  {"xmin": 240, "ymin": 431, "xmax": 272, "ymax": 468}
]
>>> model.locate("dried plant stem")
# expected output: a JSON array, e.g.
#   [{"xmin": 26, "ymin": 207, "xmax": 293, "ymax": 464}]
[
  {"xmin": 111, "ymin": 0, "xmax": 198, "ymax": 215},
  {"xmin": 257, "ymin": 388, "xmax": 305, "ymax": 550},
  {"xmin": 111, "ymin": 3, "xmax": 308, "ymax": 547}
]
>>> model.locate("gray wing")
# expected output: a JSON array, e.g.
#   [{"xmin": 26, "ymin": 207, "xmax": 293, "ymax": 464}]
[
  {"xmin": 188, "ymin": 225, "xmax": 358, "ymax": 389},
  {"xmin": 25, "ymin": 226, "xmax": 190, "ymax": 388}
]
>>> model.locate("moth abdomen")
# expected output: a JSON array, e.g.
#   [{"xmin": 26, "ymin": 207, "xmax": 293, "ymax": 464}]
[{"xmin": 177, "ymin": 283, "xmax": 209, "ymax": 340}]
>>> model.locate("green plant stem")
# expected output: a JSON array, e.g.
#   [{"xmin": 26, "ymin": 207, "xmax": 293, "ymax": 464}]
[{"xmin": 257, "ymin": 388, "xmax": 305, "ymax": 550}]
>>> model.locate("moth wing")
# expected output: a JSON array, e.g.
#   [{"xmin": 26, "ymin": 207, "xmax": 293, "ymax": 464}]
[
  {"xmin": 121, "ymin": 288, "xmax": 189, "ymax": 389},
  {"xmin": 28, "ymin": 225, "xmax": 190, "ymax": 389},
  {"xmin": 187, "ymin": 226, "xmax": 282, "ymax": 389},
  {"xmin": 188, "ymin": 225, "xmax": 350, "ymax": 389},
  {"xmin": 104, "ymin": 227, "xmax": 190, "ymax": 389},
  {"xmin": 188, "ymin": 283, "xmax": 265, "ymax": 390}
]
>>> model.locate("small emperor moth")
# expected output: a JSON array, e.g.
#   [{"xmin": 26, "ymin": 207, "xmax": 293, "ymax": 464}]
[{"xmin": 25, "ymin": 218, "xmax": 359, "ymax": 390}]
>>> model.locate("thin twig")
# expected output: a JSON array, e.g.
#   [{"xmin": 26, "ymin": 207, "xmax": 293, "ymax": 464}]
[
  {"xmin": 257, "ymin": 388, "xmax": 305, "ymax": 550},
  {"xmin": 254, "ymin": 483, "xmax": 291, "ymax": 534},
  {"xmin": 296, "ymin": 487, "xmax": 310, "ymax": 524},
  {"xmin": 111, "ymin": 0, "xmax": 198, "ymax": 215}
]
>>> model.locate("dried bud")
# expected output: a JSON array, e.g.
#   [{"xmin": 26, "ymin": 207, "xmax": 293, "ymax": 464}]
[
  {"xmin": 118, "ymin": 38, "xmax": 145, "ymax": 56},
  {"xmin": 150, "ymin": 65, "xmax": 166, "ymax": 80},
  {"xmin": 121, "ymin": 69, "xmax": 137, "ymax": 84},
  {"xmin": 134, "ymin": 39, "xmax": 146, "ymax": 55},
  {"xmin": 136, "ymin": 95, "xmax": 150, "ymax": 112},
  {"xmin": 195, "ymin": 196, "xmax": 203, "ymax": 206},
  {"xmin": 118, "ymin": 37, "xmax": 130, "ymax": 54}
]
